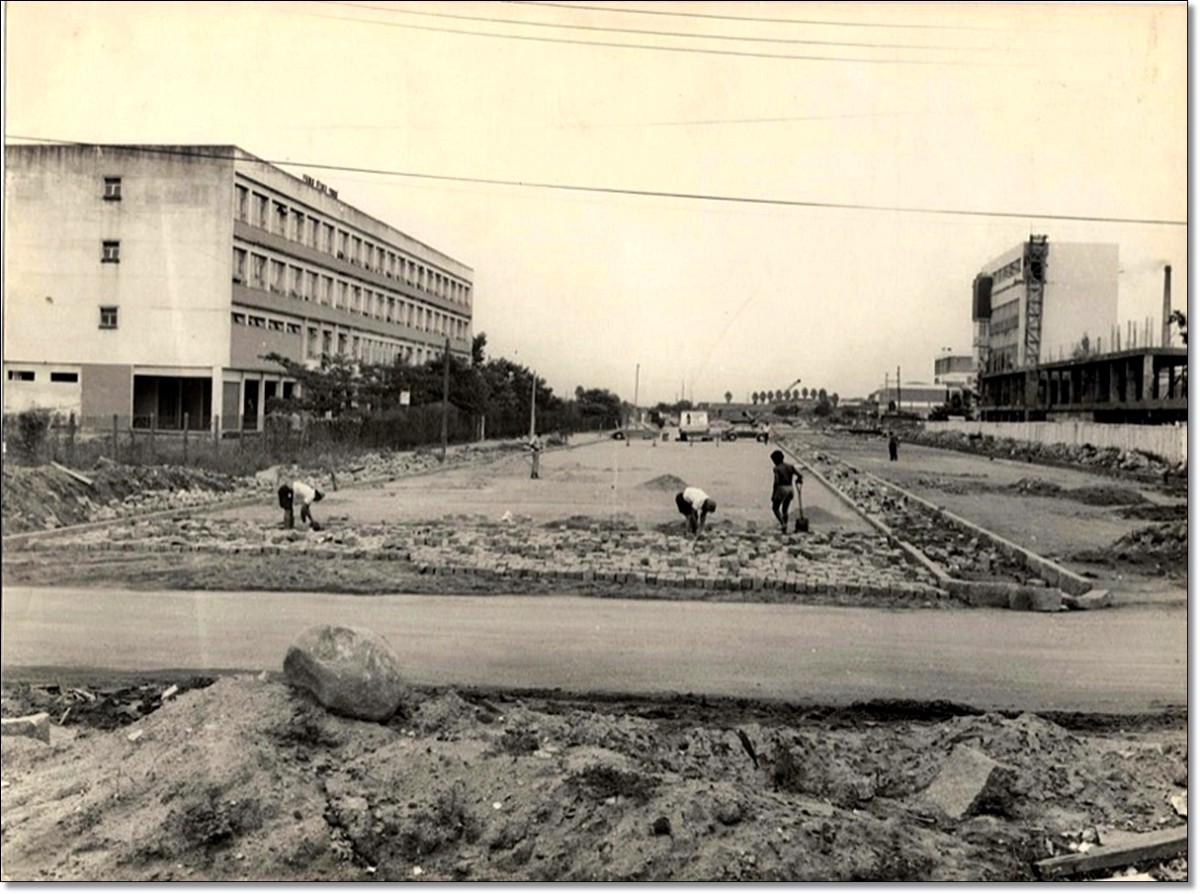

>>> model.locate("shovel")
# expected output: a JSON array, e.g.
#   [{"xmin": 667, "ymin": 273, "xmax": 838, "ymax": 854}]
[{"xmin": 793, "ymin": 481, "xmax": 809, "ymax": 533}]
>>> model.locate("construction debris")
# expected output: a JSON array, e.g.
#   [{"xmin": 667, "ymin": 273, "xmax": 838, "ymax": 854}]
[
  {"xmin": 1035, "ymin": 825, "xmax": 1188, "ymax": 880},
  {"xmin": 1, "ymin": 712, "xmax": 51, "ymax": 744}
]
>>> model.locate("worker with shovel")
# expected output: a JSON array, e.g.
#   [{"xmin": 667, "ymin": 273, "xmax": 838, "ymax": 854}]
[{"xmin": 769, "ymin": 449, "xmax": 806, "ymax": 534}]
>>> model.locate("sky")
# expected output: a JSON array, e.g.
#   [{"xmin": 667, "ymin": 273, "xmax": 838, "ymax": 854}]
[{"xmin": 3, "ymin": 1, "xmax": 1188, "ymax": 404}]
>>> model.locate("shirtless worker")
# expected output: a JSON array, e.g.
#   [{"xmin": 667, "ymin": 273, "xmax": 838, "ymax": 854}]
[
  {"xmin": 277, "ymin": 479, "xmax": 325, "ymax": 530},
  {"xmin": 769, "ymin": 449, "xmax": 804, "ymax": 534},
  {"xmin": 674, "ymin": 486, "xmax": 717, "ymax": 536}
]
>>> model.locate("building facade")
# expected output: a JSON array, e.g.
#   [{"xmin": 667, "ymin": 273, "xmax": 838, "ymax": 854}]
[
  {"xmin": 933, "ymin": 354, "xmax": 975, "ymax": 388},
  {"xmin": 4, "ymin": 143, "xmax": 474, "ymax": 432},
  {"xmin": 972, "ymin": 237, "xmax": 1118, "ymax": 375}
]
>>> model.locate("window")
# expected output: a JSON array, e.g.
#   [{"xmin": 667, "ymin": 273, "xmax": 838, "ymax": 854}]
[
  {"xmin": 50, "ymin": 371, "xmax": 79, "ymax": 383},
  {"xmin": 233, "ymin": 248, "xmax": 247, "ymax": 282},
  {"xmin": 101, "ymin": 240, "xmax": 120, "ymax": 263},
  {"xmin": 248, "ymin": 316, "xmax": 266, "ymax": 328},
  {"xmin": 251, "ymin": 254, "xmax": 267, "ymax": 288},
  {"xmin": 307, "ymin": 327, "xmax": 319, "ymax": 357},
  {"xmin": 99, "ymin": 306, "xmax": 118, "ymax": 329},
  {"xmin": 268, "ymin": 320, "xmax": 284, "ymax": 332},
  {"xmin": 232, "ymin": 312, "xmax": 247, "ymax": 325},
  {"xmin": 292, "ymin": 210, "xmax": 305, "ymax": 241},
  {"xmin": 322, "ymin": 330, "xmax": 332, "ymax": 355},
  {"xmin": 7, "ymin": 370, "xmax": 35, "ymax": 381},
  {"xmin": 103, "ymin": 177, "xmax": 122, "ymax": 201},
  {"xmin": 274, "ymin": 203, "xmax": 288, "ymax": 235},
  {"xmin": 236, "ymin": 185, "xmax": 249, "ymax": 222},
  {"xmin": 254, "ymin": 193, "xmax": 269, "ymax": 228}
]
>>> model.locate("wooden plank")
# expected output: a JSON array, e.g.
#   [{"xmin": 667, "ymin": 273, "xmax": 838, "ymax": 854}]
[
  {"xmin": 1035, "ymin": 826, "xmax": 1188, "ymax": 880},
  {"xmin": 50, "ymin": 461, "xmax": 94, "ymax": 487}
]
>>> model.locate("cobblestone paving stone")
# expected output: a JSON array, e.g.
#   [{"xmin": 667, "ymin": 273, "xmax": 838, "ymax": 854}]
[{"xmin": 27, "ymin": 514, "xmax": 945, "ymax": 601}]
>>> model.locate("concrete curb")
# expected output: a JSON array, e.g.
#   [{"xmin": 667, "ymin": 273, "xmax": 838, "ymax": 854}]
[{"xmin": 780, "ymin": 442, "xmax": 1104, "ymax": 611}]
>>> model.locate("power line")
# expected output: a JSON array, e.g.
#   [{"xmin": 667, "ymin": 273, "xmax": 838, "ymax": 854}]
[
  {"xmin": 7, "ymin": 137, "xmax": 1185, "ymax": 227},
  {"xmin": 502, "ymin": 0, "xmax": 1020, "ymax": 32},
  {"xmin": 284, "ymin": 7, "xmax": 994, "ymax": 66},
  {"xmin": 320, "ymin": 1, "xmax": 1012, "ymax": 52}
]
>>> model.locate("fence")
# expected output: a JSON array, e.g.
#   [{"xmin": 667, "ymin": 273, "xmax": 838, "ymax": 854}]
[
  {"xmin": 924, "ymin": 419, "xmax": 1188, "ymax": 466},
  {"xmin": 3, "ymin": 404, "xmax": 612, "ymax": 472}
]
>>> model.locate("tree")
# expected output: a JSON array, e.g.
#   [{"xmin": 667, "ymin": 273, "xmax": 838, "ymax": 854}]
[
  {"xmin": 471, "ymin": 332, "xmax": 488, "ymax": 367},
  {"xmin": 818, "ymin": 388, "xmax": 828, "ymax": 403},
  {"xmin": 751, "ymin": 392, "xmax": 760, "ymax": 405},
  {"xmin": 801, "ymin": 387, "xmax": 809, "ymax": 399},
  {"xmin": 1170, "ymin": 310, "xmax": 1188, "ymax": 345},
  {"xmin": 724, "ymin": 391, "xmax": 733, "ymax": 404},
  {"xmin": 831, "ymin": 392, "xmax": 840, "ymax": 407},
  {"xmin": 767, "ymin": 390, "xmax": 776, "ymax": 403},
  {"xmin": 791, "ymin": 389, "xmax": 800, "ymax": 401}
]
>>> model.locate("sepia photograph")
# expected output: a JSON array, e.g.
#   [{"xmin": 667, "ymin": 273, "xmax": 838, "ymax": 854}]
[{"xmin": 0, "ymin": 0, "xmax": 1189, "ymax": 882}]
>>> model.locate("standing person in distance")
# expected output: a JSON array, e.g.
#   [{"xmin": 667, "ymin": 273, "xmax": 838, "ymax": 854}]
[{"xmin": 769, "ymin": 449, "xmax": 804, "ymax": 534}]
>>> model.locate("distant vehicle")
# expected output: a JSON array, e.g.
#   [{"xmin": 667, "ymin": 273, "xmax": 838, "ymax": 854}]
[
  {"xmin": 722, "ymin": 421, "xmax": 769, "ymax": 442},
  {"xmin": 611, "ymin": 427, "xmax": 656, "ymax": 441},
  {"xmin": 678, "ymin": 410, "xmax": 711, "ymax": 441}
]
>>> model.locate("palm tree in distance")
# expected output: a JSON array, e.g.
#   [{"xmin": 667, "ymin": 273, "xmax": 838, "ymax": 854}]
[
  {"xmin": 724, "ymin": 391, "xmax": 733, "ymax": 404},
  {"xmin": 802, "ymin": 387, "xmax": 809, "ymax": 400},
  {"xmin": 751, "ymin": 391, "xmax": 760, "ymax": 405}
]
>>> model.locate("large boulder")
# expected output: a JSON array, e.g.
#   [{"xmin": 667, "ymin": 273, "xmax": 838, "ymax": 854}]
[{"xmin": 283, "ymin": 625, "xmax": 407, "ymax": 721}]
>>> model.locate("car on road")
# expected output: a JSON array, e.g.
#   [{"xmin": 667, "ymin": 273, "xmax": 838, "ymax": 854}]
[
  {"xmin": 722, "ymin": 422, "xmax": 768, "ymax": 442},
  {"xmin": 611, "ymin": 427, "xmax": 658, "ymax": 441}
]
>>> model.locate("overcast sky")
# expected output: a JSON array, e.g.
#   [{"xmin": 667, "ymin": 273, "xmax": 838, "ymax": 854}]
[{"xmin": 5, "ymin": 1, "xmax": 1187, "ymax": 404}]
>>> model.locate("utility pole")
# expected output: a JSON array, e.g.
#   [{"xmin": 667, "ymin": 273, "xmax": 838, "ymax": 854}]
[
  {"xmin": 529, "ymin": 371, "xmax": 537, "ymax": 440},
  {"xmin": 633, "ymin": 363, "xmax": 640, "ymax": 425},
  {"xmin": 896, "ymin": 366, "xmax": 902, "ymax": 412},
  {"xmin": 439, "ymin": 337, "xmax": 451, "ymax": 463}
]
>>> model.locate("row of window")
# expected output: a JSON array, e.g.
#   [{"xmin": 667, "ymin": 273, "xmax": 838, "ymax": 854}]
[
  {"xmin": 233, "ymin": 247, "xmax": 470, "ymax": 342},
  {"xmin": 232, "ymin": 310, "xmax": 442, "ymax": 366},
  {"xmin": 234, "ymin": 182, "xmax": 471, "ymax": 308},
  {"xmin": 7, "ymin": 370, "xmax": 79, "ymax": 383}
]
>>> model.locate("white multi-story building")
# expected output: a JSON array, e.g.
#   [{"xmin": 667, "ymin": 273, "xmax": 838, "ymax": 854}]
[
  {"xmin": 972, "ymin": 237, "xmax": 1118, "ymax": 374},
  {"xmin": 4, "ymin": 143, "xmax": 474, "ymax": 432}
]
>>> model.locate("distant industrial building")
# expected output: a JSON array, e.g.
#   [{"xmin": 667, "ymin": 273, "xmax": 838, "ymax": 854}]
[
  {"xmin": 933, "ymin": 354, "xmax": 975, "ymax": 389},
  {"xmin": 868, "ymin": 382, "xmax": 961, "ymax": 419},
  {"xmin": 4, "ymin": 143, "xmax": 474, "ymax": 432}
]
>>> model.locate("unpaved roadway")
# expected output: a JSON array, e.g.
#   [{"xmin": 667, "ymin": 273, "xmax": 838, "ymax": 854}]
[{"xmin": 2, "ymin": 586, "xmax": 1184, "ymax": 714}]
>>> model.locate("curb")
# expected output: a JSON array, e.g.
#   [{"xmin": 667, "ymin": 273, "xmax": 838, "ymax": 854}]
[{"xmin": 780, "ymin": 442, "xmax": 1106, "ymax": 611}]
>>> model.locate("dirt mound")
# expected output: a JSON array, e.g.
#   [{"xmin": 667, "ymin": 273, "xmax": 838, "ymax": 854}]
[
  {"xmin": 0, "ymin": 676, "xmax": 1187, "ymax": 881},
  {"xmin": 1067, "ymin": 486, "xmax": 1146, "ymax": 506},
  {"xmin": 1075, "ymin": 521, "xmax": 1187, "ymax": 579},
  {"xmin": 1007, "ymin": 478, "xmax": 1063, "ymax": 497},
  {"xmin": 638, "ymin": 474, "xmax": 689, "ymax": 492},
  {"xmin": 1, "ymin": 462, "xmax": 249, "ymax": 534}
]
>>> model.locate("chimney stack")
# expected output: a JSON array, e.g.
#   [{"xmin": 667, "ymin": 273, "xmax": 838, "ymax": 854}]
[{"xmin": 1162, "ymin": 265, "xmax": 1172, "ymax": 347}]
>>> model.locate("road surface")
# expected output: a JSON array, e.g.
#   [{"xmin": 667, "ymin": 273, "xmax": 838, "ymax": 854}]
[{"xmin": 2, "ymin": 586, "xmax": 1184, "ymax": 714}]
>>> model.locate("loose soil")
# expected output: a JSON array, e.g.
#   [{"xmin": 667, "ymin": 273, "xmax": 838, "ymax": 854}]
[{"xmin": 0, "ymin": 674, "xmax": 1187, "ymax": 882}]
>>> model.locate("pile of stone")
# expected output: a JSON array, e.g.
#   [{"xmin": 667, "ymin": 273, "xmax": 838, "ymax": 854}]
[{"xmin": 908, "ymin": 430, "xmax": 1184, "ymax": 482}]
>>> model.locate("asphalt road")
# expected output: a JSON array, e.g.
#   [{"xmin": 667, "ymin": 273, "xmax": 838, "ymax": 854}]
[{"xmin": 2, "ymin": 586, "xmax": 1184, "ymax": 714}]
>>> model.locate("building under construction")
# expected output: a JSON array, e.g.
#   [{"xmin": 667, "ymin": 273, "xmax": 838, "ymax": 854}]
[{"xmin": 973, "ymin": 239, "xmax": 1185, "ymax": 423}]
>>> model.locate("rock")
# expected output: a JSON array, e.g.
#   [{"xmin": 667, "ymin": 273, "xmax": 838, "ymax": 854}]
[
  {"xmin": 1062, "ymin": 589, "xmax": 1113, "ymax": 611},
  {"xmin": 1, "ymin": 712, "xmax": 51, "ymax": 744},
  {"xmin": 1170, "ymin": 791, "xmax": 1187, "ymax": 817},
  {"xmin": 715, "ymin": 800, "xmax": 743, "ymax": 826},
  {"xmin": 283, "ymin": 625, "xmax": 408, "ymax": 721},
  {"xmin": 921, "ymin": 744, "xmax": 1014, "ymax": 820},
  {"xmin": 1008, "ymin": 587, "xmax": 1063, "ymax": 612}
]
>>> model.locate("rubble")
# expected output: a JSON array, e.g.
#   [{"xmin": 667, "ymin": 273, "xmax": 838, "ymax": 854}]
[{"xmin": 0, "ymin": 676, "xmax": 1187, "ymax": 881}]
